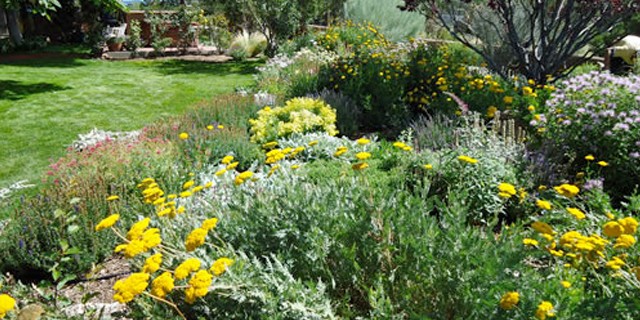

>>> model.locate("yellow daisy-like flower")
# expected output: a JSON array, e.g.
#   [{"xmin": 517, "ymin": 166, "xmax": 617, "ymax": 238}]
[
  {"xmin": 308, "ymin": 140, "xmax": 319, "ymax": 146},
  {"xmin": 457, "ymin": 155, "xmax": 478, "ymax": 164},
  {"xmin": 217, "ymin": 124, "xmax": 224, "ymax": 129},
  {"xmin": 142, "ymin": 253, "xmax": 163, "ymax": 273},
  {"xmin": 113, "ymin": 272, "xmax": 149, "ymax": 303},
  {"xmin": 210, "ymin": 257, "xmax": 235, "ymax": 276},
  {"xmin": 561, "ymin": 281, "xmax": 571, "ymax": 288},
  {"xmin": 535, "ymin": 301, "xmax": 555, "ymax": 320},
  {"xmin": 151, "ymin": 271, "xmax": 175, "ymax": 298},
  {"xmin": 355, "ymin": 152, "xmax": 371, "ymax": 160},
  {"xmin": 503, "ymin": 96, "xmax": 513, "ymax": 104},
  {"xmin": 536, "ymin": 199, "xmax": 552, "ymax": 210},
  {"xmin": 0, "ymin": 294, "xmax": 16, "ymax": 318},
  {"xmin": 127, "ymin": 217, "xmax": 151, "ymax": 241},
  {"xmin": 215, "ymin": 168, "xmax": 227, "ymax": 176},
  {"xmin": 566, "ymin": 207, "xmax": 586, "ymax": 220},
  {"xmin": 179, "ymin": 132, "xmax": 189, "ymax": 140},
  {"xmin": 523, "ymin": 238, "xmax": 539, "ymax": 246},
  {"xmin": 486, "ymin": 106, "xmax": 498, "ymax": 118},
  {"xmin": 95, "ymin": 214, "xmax": 120, "ymax": 231},
  {"xmin": 106, "ymin": 195, "xmax": 119, "ymax": 201},
  {"xmin": 597, "ymin": 161, "xmax": 608, "ymax": 167},
  {"xmin": 423, "ymin": 164, "xmax": 433, "ymax": 170},
  {"xmin": 585, "ymin": 155, "xmax": 595, "ymax": 161},
  {"xmin": 174, "ymin": 258, "xmax": 201, "ymax": 280},
  {"xmin": 606, "ymin": 256, "xmax": 626, "ymax": 269},
  {"xmin": 206, "ymin": 125, "xmax": 214, "ymax": 130},
  {"xmin": 356, "ymin": 137, "xmax": 370, "ymax": 145},
  {"xmin": 499, "ymin": 291, "xmax": 519, "ymax": 310}
]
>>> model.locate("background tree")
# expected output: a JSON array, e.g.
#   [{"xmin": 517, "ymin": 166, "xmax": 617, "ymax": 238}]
[{"xmin": 400, "ymin": 0, "xmax": 640, "ymax": 83}]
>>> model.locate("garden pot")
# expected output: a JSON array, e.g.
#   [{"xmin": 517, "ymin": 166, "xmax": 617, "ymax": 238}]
[{"xmin": 108, "ymin": 42, "xmax": 123, "ymax": 52}]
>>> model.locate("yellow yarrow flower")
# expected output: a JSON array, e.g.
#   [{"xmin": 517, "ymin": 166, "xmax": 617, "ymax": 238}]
[
  {"xmin": 554, "ymin": 184, "xmax": 579, "ymax": 198},
  {"xmin": 498, "ymin": 182, "xmax": 517, "ymax": 199},
  {"xmin": 603, "ymin": 221, "xmax": 624, "ymax": 238},
  {"xmin": 352, "ymin": 162, "xmax": 369, "ymax": 171},
  {"xmin": 334, "ymin": 146, "xmax": 348, "ymax": 157},
  {"xmin": 356, "ymin": 137, "xmax": 370, "ymax": 145},
  {"xmin": 206, "ymin": 125, "xmax": 214, "ymax": 130},
  {"xmin": 0, "ymin": 294, "xmax": 16, "ymax": 318},
  {"xmin": 423, "ymin": 164, "xmax": 433, "ymax": 170},
  {"xmin": 185, "ymin": 270, "xmax": 213, "ymax": 304},
  {"xmin": 585, "ymin": 155, "xmax": 595, "ymax": 161},
  {"xmin": 614, "ymin": 234, "xmax": 636, "ymax": 249},
  {"xmin": 531, "ymin": 221, "xmax": 555, "ymax": 235},
  {"xmin": 597, "ymin": 161, "xmax": 609, "ymax": 167},
  {"xmin": 503, "ymin": 96, "xmax": 514, "ymax": 104},
  {"xmin": 308, "ymin": 140, "xmax": 319, "ymax": 146},
  {"xmin": 175, "ymin": 258, "xmax": 201, "ymax": 280},
  {"xmin": 226, "ymin": 162, "xmax": 239, "ymax": 170},
  {"xmin": 535, "ymin": 301, "xmax": 555, "ymax": 320},
  {"xmin": 142, "ymin": 253, "xmax": 163, "ymax": 273},
  {"xmin": 221, "ymin": 155, "xmax": 234, "ymax": 165},
  {"xmin": 182, "ymin": 180, "xmax": 195, "ymax": 190},
  {"xmin": 499, "ymin": 291, "xmax": 519, "ymax": 310},
  {"xmin": 566, "ymin": 207, "xmax": 586, "ymax": 220},
  {"xmin": 210, "ymin": 257, "xmax": 235, "ymax": 276},
  {"xmin": 113, "ymin": 272, "xmax": 149, "ymax": 303},
  {"xmin": 606, "ymin": 256, "xmax": 626, "ymax": 270},
  {"xmin": 151, "ymin": 271, "xmax": 175, "ymax": 298},
  {"xmin": 106, "ymin": 195, "xmax": 119, "ymax": 201},
  {"xmin": 619, "ymin": 217, "xmax": 638, "ymax": 234},
  {"xmin": 179, "ymin": 132, "xmax": 189, "ymax": 140},
  {"xmin": 215, "ymin": 168, "xmax": 227, "ymax": 176},
  {"xmin": 95, "ymin": 214, "xmax": 120, "ymax": 231},
  {"xmin": 523, "ymin": 238, "xmax": 539, "ymax": 246},
  {"xmin": 127, "ymin": 217, "xmax": 150, "ymax": 241},
  {"xmin": 185, "ymin": 228, "xmax": 208, "ymax": 252},
  {"xmin": 486, "ymin": 106, "xmax": 498, "ymax": 118},
  {"xmin": 201, "ymin": 217, "xmax": 219, "ymax": 231},
  {"xmin": 355, "ymin": 152, "xmax": 371, "ymax": 160},
  {"xmin": 561, "ymin": 281, "xmax": 571, "ymax": 288},
  {"xmin": 457, "ymin": 155, "xmax": 478, "ymax": 164},
  {"xmin": 536, "ymin": 200, "xmax": 552, "ymax": 210}
]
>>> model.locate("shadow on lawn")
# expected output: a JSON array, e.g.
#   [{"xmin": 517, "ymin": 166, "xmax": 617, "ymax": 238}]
[
  {"xmin": 0, "ymin": 80, "xmax": 69, "ymax": 101},
  {"xmin": 153, "ymin": 59, "xmax": 262, "ymax": 76},
  {"xmin": 0, "ymin": 56, "xmax": 87, "ymax": 68}
]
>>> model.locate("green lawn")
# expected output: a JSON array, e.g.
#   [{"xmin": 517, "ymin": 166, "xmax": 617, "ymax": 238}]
[{"xmin": 0, "ymin": 58, "xmax": 259, "ymax": 188}]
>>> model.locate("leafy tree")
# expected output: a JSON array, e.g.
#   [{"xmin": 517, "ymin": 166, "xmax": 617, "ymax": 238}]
[{"xmin": 400, "ymin": 0, "xmax": 640, "ymax": 83}]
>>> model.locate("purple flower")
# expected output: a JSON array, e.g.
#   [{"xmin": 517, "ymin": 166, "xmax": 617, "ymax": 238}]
[
  {"xmin": 583, "ymin": 178, "xmax": 604, "ymax": 191},
  {"xmin": 630, "ymin": 152, "xmax": 640, "ymax": 159}
]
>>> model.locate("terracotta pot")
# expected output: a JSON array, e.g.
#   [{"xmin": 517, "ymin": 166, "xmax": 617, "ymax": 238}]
[{"xmin": 108, "ymin": 42, "xmax": 123, "ymax": 52}]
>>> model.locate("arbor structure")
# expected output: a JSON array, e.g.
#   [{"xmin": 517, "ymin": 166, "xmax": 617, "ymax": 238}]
[{"xmin": 401, "ymin": 0, "xmax": 640, "ymax": 83}]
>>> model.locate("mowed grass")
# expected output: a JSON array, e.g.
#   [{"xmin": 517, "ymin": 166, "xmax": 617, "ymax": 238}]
[{"xmin": 0, "ymin": 57, "xmax": 259, "ymax": 188}]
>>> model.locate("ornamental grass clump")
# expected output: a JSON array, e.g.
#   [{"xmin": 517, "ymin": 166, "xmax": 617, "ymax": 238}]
[{"xmin": 249, "ymin": 97, "xmax": 338, "ymax": 144}]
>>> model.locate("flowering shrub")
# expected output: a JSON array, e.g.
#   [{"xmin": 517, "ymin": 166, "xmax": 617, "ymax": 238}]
[
  {"xmin": 541, "ymin": 71, "xmax": 640, "ymax": 196},
  {"xmin": 248, "ymin": 97, "xmax": 338, "ymax": 144}
]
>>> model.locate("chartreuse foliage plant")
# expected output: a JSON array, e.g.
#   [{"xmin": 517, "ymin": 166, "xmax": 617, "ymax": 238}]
[{"xmin": 248, "ymin": 97, "xmax": 338, "ymax": 145}]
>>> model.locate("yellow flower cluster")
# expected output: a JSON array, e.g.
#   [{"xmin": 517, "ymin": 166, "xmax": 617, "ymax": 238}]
[
  {"xmin": 113, "ymin": 272, "xmax": 150, "ymax": 303},
  {"xmin": 0, "ymin": 294, "xmax": 16, "ymax": 319},
  {"xmin": 115, "ymin": 217, "xmax": 162, "ymax": 258},
  {"xmin": 457, "ymin": 155, "xmax": 478, "ymax": 165},
  {"xmin": 175, "ymin": 258, "xmax": 201, "ymax": 280},
  {"xmin": 185, "ymin": 217, "xmax": 221, "ymax": 253},
  {"xmin": 234, "ymin": 170, "xmax": 254, "ymax": 186},
  {"xmin": 142, "ymin": 253, "xmax": 163, "ymax": 273},
  {"xmin": 185, "ymin": 270, "xmax": 213, "ymax": 304},
  {"xmin": 95, "ymin": 213, "xmax": 120, "ymax": 231},
  {"xmin": 499, "ymin": 291, "xmax": 519, "ymax": 310},
  {"xmin": 392, "ymin": 141, "xmax": 412, "ymax": 151},
  {"xmin": 249, "ymin": 98, "xmax": 338, "ymax": 144},
  {"xmin": 535, "ymin": 301, "xmax": 555, "ymax": 320},
  {"xmin": 210, "ymin": 257, "xmax": 235, "ymax": 276},
  {"xmin": 553, "ymin": 184, "xmax": 579, "ymax": 198},
  {"xmin": 151, "ymin": 271, "xmax": 175, "ymax": 298},
  {"xmin": 498, "ymin": 182, "xmax": 517, "ymax": 199}
]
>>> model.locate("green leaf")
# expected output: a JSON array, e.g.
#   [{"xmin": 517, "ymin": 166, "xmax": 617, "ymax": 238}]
[{"xmin": 67, "ymin": 224, "xmax": 80, "ymax": 234}]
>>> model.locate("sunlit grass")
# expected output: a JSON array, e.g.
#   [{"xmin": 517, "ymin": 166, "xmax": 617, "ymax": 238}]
[{"xmin": 0, "ymin": 58, "xmax": 259, "ymax": 187}]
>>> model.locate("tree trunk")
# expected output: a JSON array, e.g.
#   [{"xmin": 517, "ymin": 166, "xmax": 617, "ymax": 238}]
[{"xmin": 6, "ymin": 9, "xmax": 22, "ymax": 45}]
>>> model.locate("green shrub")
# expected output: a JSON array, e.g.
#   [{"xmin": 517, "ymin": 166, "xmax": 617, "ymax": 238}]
[
  {"xmin": 126, "ymin": 20, "xmax": 143, "ymax": 51},
  {"xmin": 344, "ymin": 0, "xmax": 426, "ymax": 42},
  {"xmin": 539, "ymin": 71, "xmax": 640, "ymax": 198},
  {"xmin": 248, "ymin": 97, "xmax": 338, "ymax": 144}
]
